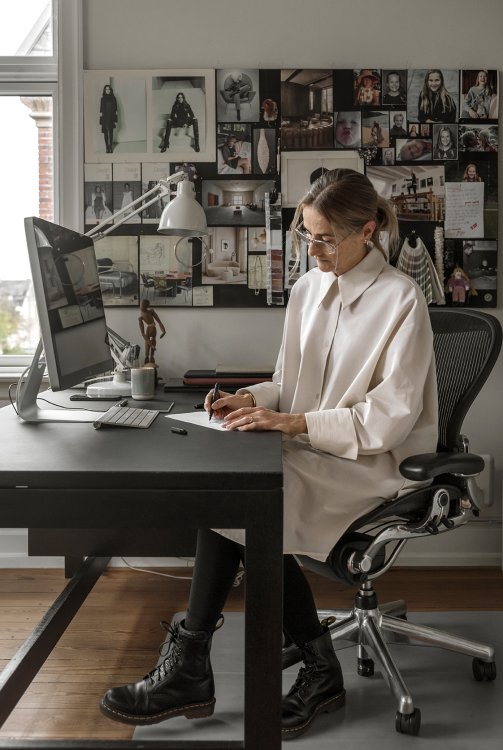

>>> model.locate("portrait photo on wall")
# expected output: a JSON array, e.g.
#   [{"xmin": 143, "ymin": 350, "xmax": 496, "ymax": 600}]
[
  {"xmin": 217, "ymin": 124, "xmax": 252, "ymax": 175},
  {"xmin": 334, "ymin": 111, "xmax": 361, "ymax": 149},
  {"xmin": 112, "ymin": 163, "xmax": 141, "ymax": 223},
  {"xmin": 84, "ymin": 163, "xmax": 113, "ymax": 227},
  {"xmin": 407, "ymin": 69, "xmax": 459, "ymax": 124},
  {"xmin": 460, "ymin": 69, "xmax": 498, "ymax": 120},
  {"xmin": 353, "ymin": 69, "xmax": 381, "ymax": 106},
  {"xmin": 389, "ymin": 111, "xmax": 408, "ymax": 139},
  {"xmin": 84, "ymin": 71, "xmax": 147, "ymax": 161},
  {"xmin": 362, "ymin": 111, "xmax": 390, "ymax": 147},
  {"xmin": 280, "ymin": 69, "xmax": 334, "ymax": 150},
  {"xmin": 152, "ymin": 71, "xmax": 214, "ymax": 160},
  {"xmin": 433, "ymin": 124, "xmax": 458, "ymax": 160},
  {"xmin": 381, "ymin": 69, "xmax": 407, "ymax": 106},
  {"xmin": 217, "ymin": 68, "xmax": 260, "ymax": 123},
  {"xmin": 201, "ymin": 178, "xmax": 276, "ymax": 226}
]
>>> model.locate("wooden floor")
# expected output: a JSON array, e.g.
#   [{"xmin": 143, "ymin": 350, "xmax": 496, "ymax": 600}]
[{"xmin": 1, "ymin": 565, "xmax": 502, "ymax": 740}]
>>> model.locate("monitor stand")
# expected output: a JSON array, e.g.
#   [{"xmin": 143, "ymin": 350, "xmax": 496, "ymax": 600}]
[{"xmin": 16, "ymin": 340, "xmax": 98, "ymax": 423}]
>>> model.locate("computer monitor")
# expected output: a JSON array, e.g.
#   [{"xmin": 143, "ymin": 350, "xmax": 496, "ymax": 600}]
[{"xmin": 17, "ymin": 217, "xmax": 114, "ymax": 423}]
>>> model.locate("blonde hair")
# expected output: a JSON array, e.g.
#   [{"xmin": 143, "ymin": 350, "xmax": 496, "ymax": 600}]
[
  {"xmin": 419, "ymin": 69, "xmax": 456, "ymax": 117},
  {"xmin": 291, "ymin": 168, "xmax": 399, "ymax": 260}
]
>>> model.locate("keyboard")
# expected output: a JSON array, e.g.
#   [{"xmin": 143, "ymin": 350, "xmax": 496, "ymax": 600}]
[{"xmin": 93, "ymin": 405, "xmax": 159, "ymax": 429}]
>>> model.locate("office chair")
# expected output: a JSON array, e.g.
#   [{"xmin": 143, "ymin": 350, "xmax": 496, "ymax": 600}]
[{"xmin": 283, "ymin": 308, "xmax": 501, "ymax": 736}]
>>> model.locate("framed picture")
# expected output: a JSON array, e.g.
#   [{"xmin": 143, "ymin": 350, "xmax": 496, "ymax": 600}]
[
  {"xmin": 280, "ymin": 150, "xmax": 364, "ymax": 207},
  {"xmin": 84, "ymin": 69, "xmax": 216, "ymax": 164}
]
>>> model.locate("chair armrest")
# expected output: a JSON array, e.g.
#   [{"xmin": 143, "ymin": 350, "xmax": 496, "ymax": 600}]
[{"xmin": 399, "ymin": 451, "xmax": 484, "ymax": 481}]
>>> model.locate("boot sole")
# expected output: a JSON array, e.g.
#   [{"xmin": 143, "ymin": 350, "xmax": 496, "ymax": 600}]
[
  {"xmin": 99, "ymin": 697, "xmax": 215, "ymax": 726},
  {"xmin": 281, "ymin": 689, "xmax": 346, "ymax": 740}
]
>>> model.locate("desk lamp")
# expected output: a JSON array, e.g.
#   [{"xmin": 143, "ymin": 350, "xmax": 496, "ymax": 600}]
[{"xmin": 84, "ymin": 171, "xmax": 208, "ymax": 397}]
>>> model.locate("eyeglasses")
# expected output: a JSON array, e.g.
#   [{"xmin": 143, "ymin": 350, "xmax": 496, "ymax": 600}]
[{"xmin": 293, "ymin": 225, "xmax": 353, "ymax": 255}]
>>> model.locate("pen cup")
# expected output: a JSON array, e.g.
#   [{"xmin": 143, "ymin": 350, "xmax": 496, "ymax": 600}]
[{"xmin": 131, "ymin": 367, "xmax": 155, "ymax": 400}]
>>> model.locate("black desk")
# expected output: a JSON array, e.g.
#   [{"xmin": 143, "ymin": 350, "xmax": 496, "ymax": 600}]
[{"xmin": 0, "ymin": 391, "xmax": 284, "ymax": 749}]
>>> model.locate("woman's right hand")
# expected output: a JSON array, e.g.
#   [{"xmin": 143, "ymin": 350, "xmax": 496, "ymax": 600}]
[{"xmin": 204, "ymin": 390, "xmax": 254, "ymax": 421}]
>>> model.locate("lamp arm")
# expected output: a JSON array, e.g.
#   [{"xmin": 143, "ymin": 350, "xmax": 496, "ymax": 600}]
[{"xmin": 85, "ymin": 171, "xmax": 187, "ymax": 240}]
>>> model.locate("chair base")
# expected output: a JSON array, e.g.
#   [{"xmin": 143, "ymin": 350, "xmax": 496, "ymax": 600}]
[{"xmin": 283, "ymin": 582, "xmax": 496, "ymax": 735}]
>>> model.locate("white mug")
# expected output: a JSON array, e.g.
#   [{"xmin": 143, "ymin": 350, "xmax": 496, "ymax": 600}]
[{"xmin": 131, "ymin": 367, "xmax": 155, "ymax": 400}]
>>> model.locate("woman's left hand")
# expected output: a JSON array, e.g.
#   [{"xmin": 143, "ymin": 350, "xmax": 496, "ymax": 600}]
[{"xmin": 224, "ymin": 406, "xmax": 307, "ymax": 437}]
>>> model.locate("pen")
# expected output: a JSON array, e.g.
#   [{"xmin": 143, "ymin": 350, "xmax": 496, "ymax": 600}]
[
  {"xmin": 171, "ymin": 427, "xmax": 187, "ymax": 435},
  {"xmin": 208, "ymin": 382, "xmax": 220, "ymax": 422}
]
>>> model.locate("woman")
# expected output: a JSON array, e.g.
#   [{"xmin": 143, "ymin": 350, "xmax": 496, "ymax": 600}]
[
  {"xmin": 100, "ymin": 169, "xmax": 438, "ymax": 739},
  {"xmin": 434, "ymin": 126, "xmax": 457, "ymax": 159},
  {"xmin": 91, "ymin": 185, "xmax": 107, "ymax": 221},
  {"xmin": 462, "ymin": 70, "xmax": 495, "ymax": 119},
  {"xmin": 478, "ymin": 127, "xmax": 498, "ymax": 152},
  {"xmin": 100, "ymin": 84, "xmax": 118, "ymax": 153},
  {"xmin": 462, "ymin": 163, "xmax": 482, "ymax": 182},
  {"xmin": 418, "ymin": 69, "xmax": 456, "ymax": 123},
  {"xmin": 160, "ymin": 92, "xmax": 200, "ymax": 153}
]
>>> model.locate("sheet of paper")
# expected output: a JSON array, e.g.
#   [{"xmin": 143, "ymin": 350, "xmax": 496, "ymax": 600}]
[
  {"xmin": 165, "ymin": 411, "xmax": 227, "ymax": 430},
  {"xmin": 445, "ymin": 182, "xmax": 484, "ymax": 238}
]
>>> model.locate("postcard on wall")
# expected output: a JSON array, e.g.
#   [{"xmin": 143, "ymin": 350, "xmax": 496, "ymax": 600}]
[{"xmin": 280, "ymin": 150, "xmax": 363, "ymax": 207}]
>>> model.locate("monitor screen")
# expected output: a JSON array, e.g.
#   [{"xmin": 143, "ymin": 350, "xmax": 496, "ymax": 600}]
[{"xmin": 24, "ymin": 217, "xmax": 113, "ymax": 391}]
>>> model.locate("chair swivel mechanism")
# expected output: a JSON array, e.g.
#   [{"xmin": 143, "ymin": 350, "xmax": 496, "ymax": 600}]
[{"xmin": 283, "ymin": 308, "xmax": 502, "ymax": 736}]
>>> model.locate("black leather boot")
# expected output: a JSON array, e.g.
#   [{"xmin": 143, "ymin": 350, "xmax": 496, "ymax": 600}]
[
  {"xmin": 192, "ymin": 118, "xmax": 200, "ymax": 152},
  {"xmin": 100, "ymin": 619, "xmax": 217, "ymax": 725},
  {"xmin": 282, "ymin": 628, "xmax": 345, "ymax": 740}
]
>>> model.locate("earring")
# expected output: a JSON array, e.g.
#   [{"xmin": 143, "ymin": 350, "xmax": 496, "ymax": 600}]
[{"xmin": 365, "ymin": 239, "xmax": 373, "ymax": 251}]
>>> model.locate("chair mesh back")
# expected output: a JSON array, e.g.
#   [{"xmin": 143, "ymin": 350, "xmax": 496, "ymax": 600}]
[{"xmin": 430, "ymin": 309, "xmax": 501, "ymax": 451}]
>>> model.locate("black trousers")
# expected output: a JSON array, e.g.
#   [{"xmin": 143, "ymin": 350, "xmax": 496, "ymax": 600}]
[{"xmin": 185, "ymin": 529, "xmax": 325, "ymax": 647}]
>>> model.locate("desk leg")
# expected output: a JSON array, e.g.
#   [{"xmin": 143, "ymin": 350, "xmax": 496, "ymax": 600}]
[
  {"xmin": 244, "ymin": 491, "xmax": 283, "ymax": 749},
  {"xmin": 0, "ymin": 556, "xmax": 110, "ymax": 728}
]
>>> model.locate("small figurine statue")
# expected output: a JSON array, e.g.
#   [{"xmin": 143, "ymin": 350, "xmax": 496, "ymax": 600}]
[
  {"xmin": 447, "ymin": 266, "xmax": 471, "ymax": 305},
  {"xmin": 138, "ymin": 299, "xmax": 166, "ymax": 365}
]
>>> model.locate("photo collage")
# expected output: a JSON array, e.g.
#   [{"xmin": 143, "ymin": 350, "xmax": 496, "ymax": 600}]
[{"xmin": 83, "ymin": 67, "xmax": 498, "ymax": 308}]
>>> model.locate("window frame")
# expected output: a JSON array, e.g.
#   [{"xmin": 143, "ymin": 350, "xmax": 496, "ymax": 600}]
[{"xmin": 0, "ymin": 1, "xmax": 59, "ymax": 369}]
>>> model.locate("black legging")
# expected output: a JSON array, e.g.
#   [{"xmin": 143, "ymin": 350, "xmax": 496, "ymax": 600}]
[{"xmin": 185, "ymin": 529, "xmax": 324, "ymax": 647}]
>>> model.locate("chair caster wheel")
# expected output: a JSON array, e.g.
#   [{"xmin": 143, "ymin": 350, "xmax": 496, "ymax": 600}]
[
  {"xmin": 396, "ymin": 707, "xmax": 421, "ymax": 735},
  {"xmin": 473, "ymin": 658, "xmax": 497, "ymax": 681},
  {"xmin": 357, "ymin": 656, "xmax": 374, "ymax": 677}
]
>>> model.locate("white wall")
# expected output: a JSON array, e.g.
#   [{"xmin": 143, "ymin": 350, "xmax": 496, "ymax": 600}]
[{"xmin": 6, "ymin": 0, "xmax": 501, "ymax": 567}]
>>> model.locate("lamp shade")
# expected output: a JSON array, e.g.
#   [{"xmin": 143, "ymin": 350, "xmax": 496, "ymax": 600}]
[{"xmin": 157, "ymin": 180, "xmax": 208, "ymax": 237}]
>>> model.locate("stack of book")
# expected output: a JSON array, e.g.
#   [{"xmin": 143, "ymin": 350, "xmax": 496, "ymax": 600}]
[{"xmin": 182, "ymin": 364, "xmax": 273, "ymax": 387}]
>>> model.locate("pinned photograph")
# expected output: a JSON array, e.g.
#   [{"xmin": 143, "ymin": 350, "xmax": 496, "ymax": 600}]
[
  {"xmin": 201, "ymin": 179, "xmax": 276, "ymax": 226},
  {"xmin": 217, "ymin": 69, "xmax": 260, "ymax": 123},
  {"xmin": 433, "ymin": 124, "xmax": 458, "ymax": 160},
  {"xmin": 461, "ymin": 70, "xmax": 498, "ymax": 120},
  {"xmin": 362, "ymin": 111, "xmax": 389, "ymax": 147},
  {"xmin": 407, "ymin": 69, "xmax": 459, "ymax": 123},
  {"xmin": 112, "ymin": 163, "xmax": 141, "ymax": 223},
  {"xmin": 253, "ymin": 127, "xmax": 277, "ymax": 174},
  {"xmin": 94, "ymin": 236, "xmax": 139, "ymax": 306},
  {"xmin": 458, "ymin": 124, "xmax": 498, "ymax": 152},
  {"xmin": 334, "ymin": 111, "xmax": 361, "ymax": 149},
  {"xmin": 202, "ymin": 228, "xmax": 248, "ymax": 285},
  {"xmin": 389, "ymin": 111, "xmax": 407, "ymax": 139},
  {"xmin": 353, "ymin": 69, "xmax": 381, "ymax": 106},
  {"xmin": 84, "ymin": 163, "xmax": 113, "ymax": 226},
  {"xmin": 395, "ymin": 138, "xmax": 433, "ymax": 162},
  {"xmin": 217, "ymin": 125, "xmax": 252, "ymax": 174},
  {"xmin": 381, "ymin": 70, "xmax": 407, "ymax": 106},
  {"xmin": 280, "ymin": 69, "xmax": 334, "ymax": 150},
  {"xmin": 367, "ymin": 164, "xmax": 446, "ymax": 223},
  {"xmin": 139, "ymin": 235, "xmax": 192, "ymax": 307}
]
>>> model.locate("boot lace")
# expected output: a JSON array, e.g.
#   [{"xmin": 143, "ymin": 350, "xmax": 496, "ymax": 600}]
[
  {"xmin": 146, "ymin": 621, "xmax": 183, "ymax": 685},
  {"xmin": 288, "ymin": 663, "xmax": 318, "ymax": 696}
]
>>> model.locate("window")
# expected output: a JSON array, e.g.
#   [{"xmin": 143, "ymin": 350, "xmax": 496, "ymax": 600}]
[{"xmin": 0, "ymin": 2, "xmax": 57, "ymax": 362}]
